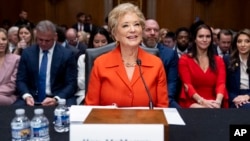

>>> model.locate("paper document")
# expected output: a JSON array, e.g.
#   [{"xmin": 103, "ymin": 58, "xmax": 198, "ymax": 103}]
[{"xmin": 163, "ymin": 108, "xmax": 185, "ymax": 125}]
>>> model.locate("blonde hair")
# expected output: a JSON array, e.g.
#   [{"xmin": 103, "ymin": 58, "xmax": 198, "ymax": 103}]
[
  {"xmin": 77, "ymin": 31, "xmax": 89, "ymax": 45},
  {"xmin": 0, "ymin": 28, "xmax": 9, "ymax": 54},
  {"xmin": 108, "ymin": 3, "xmax": 145, "ymax": 38}
]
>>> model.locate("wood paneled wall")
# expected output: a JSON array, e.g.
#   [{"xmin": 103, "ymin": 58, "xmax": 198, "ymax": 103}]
[
  {"xmin": 156, "ymin": 0, "xmax": 250, "ymax": 32},
  {"xmin": 156, "ymin": 0, "xmax": 194, "ymax": 31},
  {"xmin": 0, "ymin": 0, "xmax": 249, "ymax": 32}
]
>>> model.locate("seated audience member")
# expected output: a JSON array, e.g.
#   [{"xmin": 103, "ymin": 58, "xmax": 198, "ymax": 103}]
[
  {"xmin": 215, "ymin": 29, "xmax": 233, "ymax": 57},
  {"xmin": 65, "ymin": 28, "xmax": 87, "ymax": 54},
  {"xmin": 15, "ymin": 20, "xmax": 77, "ymax": 106},
  {"xmin": 72, "ymin": 12, "xmax": 85, "ymax": 32},
  {"xmin": 212, "ymin": 28, "xmax": 221, "ymax": 46},
  {"xmin": 0, "ymin": 28, "xmax": 20, "ymax": 105},
  {"xmin": 55, "ymin": 26, "xmax": 66, "ymax": 45},
  {"xmin": 162, "ymin": 31, "xmax": 176, "ymax": 49},
  {"xmin": 87, "ymin": 27, "xmax": 113, "ymax": 48},
  {"xmin": 159, "ymin": 28, "xmax": 168, "ymax": 43},
  {"xmin": 142, "ymin": 19, "xmax": 179, "ymax": 108},
  {"xmin": 175, "ymin": 27, "xmax": 190, "ymax": 58},
  {"xmin": 56, "ymin": 26, "xmax": 80, "ymax": 61},
  {"xmin": 85, "ymin": 3, "xmax": 169, "ymax": 107},
  {"xmin": 84, "ymin": 14, "xmax": 97, "ymax": 33},
  {"xmin": 189, "ymin": 19, "xmax": 205, "ymax": 42},
  {"xmin": 7, "ymin": 26, "xmax": 19, "ymax": 53},
  {"xmin": 1, "ymin": 19, "xmax": 11, "ymax": 31},
  {"xmin": 103, "ymin": 16, "xmax": 109, "ymax": 31},
  {"xmin": 77, "ymin": 30, "xmax": 89, "ymax": 46},
  {"xmin": 178, "ymin": 24, "xmax": 228, "ymax": 108},
  {"xmin": 224, "ymin": 29, "xmax": 250, "ymax": 108},
  {"xmin": 15, "ymin": 10, "xmax": 35, "ymax": 29},
  {"xmin": 13, "ymin": 25, "xmax": 35, "ymax": 55},
  {"xmin": 76, "ymin": 27, "xmax": 112, "ymax": 104}
]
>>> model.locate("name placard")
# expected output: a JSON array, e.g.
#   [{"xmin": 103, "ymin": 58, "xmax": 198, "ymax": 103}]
[{"xmin": 70, "ymin": 124, "xmax": 164, "ymax": 141}]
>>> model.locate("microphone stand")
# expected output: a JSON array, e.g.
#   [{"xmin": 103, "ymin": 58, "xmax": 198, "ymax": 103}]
[{"xmin": 136, "ymin": 59, "xmax": 154, "ymax": 109}]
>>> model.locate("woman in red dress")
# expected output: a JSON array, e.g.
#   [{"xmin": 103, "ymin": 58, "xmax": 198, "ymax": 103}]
[{"xmin": 178, "ymin": 24, "xmax": 228, "ymax": 108}]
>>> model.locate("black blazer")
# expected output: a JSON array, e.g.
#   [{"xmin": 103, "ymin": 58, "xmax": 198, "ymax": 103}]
[{"xmin": 224, "ymin": 55, "xmax": 250, "ymax": 106}]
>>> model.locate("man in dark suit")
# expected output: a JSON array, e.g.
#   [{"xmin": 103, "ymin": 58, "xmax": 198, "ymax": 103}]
[
  {"xmin": 15, "ymin": 10, "xmax": 35, "ymax": 29},
  {"xmin": 175, "ymin": 27, "xmax": 190, "ymax": 58},
  {"xmin": 65, "ymin": 28, "xmax": 87, "ymax": 54},
  {"xmin": 83, "ymin": 14, "xmax": 97, "ymax": 33},
  {"xmin": 213, "ymin": 29, "xmax": 233, "ymax": 57},
  {"xmin": 56, "ymin": 25, "xmax": 81, "ymax": 61},
  {"xmin": 15, "ymin": 20, "xmax": 77, "ymax": 106},
  {"xmin": 72, "ymin": 12, "xmax": 85, "ymax": 32},
  {"xmin": 142, "ymin": 19, "xmax": 180, "ymax": 108}
]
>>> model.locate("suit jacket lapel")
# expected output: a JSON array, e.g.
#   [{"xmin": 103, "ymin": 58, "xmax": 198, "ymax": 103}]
[
  {"xmin": 50, "ymin": 44, "xmax": 62, "ymax": 85},
  {"xmin": 235, "ymin": 66, "xmax": 241, "ymax": 90},
  {"xmin": 33, "ymin": 45, "xmax": 40, "ymax": 89},
  {"xmin": 105, "ymin": 47, "xmax": 134, "ymax": 92},
  {"xmin": 115, "ymin": 65, "xmax": 133, "ymax": 91}
]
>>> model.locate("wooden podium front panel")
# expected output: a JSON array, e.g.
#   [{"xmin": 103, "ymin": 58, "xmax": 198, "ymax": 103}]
[
  {"xmin": 84, "ymin": 109, "xmax": 167, "ymax": 124},
  {"xmin": 84, "ymin": 109, "xmax": 169, "ymax": 141}
]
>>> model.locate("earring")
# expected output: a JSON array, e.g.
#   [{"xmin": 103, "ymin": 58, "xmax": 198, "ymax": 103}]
[{"xmin": 116, "ymin": 40, "xmax": 119, "ymax": 46}]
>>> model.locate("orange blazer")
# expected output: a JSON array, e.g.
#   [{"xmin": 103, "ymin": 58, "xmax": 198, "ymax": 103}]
[{"xmin": 85, "ymin": 46, "xmax": 169, "ymax": 107}]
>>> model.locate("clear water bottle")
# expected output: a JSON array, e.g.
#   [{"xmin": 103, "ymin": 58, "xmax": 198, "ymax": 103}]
[
  {"xmin": 11, "ymin": 108, "xmax": 30, "ymax": 141},
  {"xmin": 54, "ymin": 99, "xmax": 69, "ymax": 132},
  {"xmin": 30, "ymin": 108, "xmax": 50, "ymax": 141}
]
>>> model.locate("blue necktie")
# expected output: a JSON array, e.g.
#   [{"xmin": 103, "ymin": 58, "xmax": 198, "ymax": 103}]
[{"xmin": 38, "ymin": 50, "xmax": 48, "ymax": 102}]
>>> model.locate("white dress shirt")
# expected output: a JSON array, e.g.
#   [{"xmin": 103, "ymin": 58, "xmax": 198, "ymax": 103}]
[
  {"xmin": 75, "ymin": 54, "xmax": 86, "ymax": 104},
  {"xmin": 239, "ymin": 55, "xmax": 249, "ymax": 89},
  {"xmin": 175, "ymin": 47, "xmax": 188, "ymax": 58},
  {"xmin": 78, "ymin": 23, "xmax": 84, "ymax": 31},
  {"xmin": 8, "ymin": 43, "xmax": 16, "ymax": 53},
  {"xmin": 217, "ymin": 46, "xmax": 229, "ymax": 58}
]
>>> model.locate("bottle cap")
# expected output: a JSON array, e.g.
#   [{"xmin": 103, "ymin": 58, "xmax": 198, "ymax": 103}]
[
  {"xmin": 34, "ymin": 108, "xmax": 44, "ymax": 114},
  {"xmin": 15, "ymin": 109, "xmax": 25, "ymax": 115}
]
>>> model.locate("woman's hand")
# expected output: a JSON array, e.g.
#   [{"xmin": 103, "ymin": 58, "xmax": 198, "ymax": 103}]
[
  {"xmin": 233, "ymin": 95, "xmax": 250, "ymax": 108},
  {"xmin": 17, "ymin": 39, "xmax": 27, "ymax": 49},
  {"xmin": 200, "ymin": 99, "xmax": 221, "ymax": 108}
]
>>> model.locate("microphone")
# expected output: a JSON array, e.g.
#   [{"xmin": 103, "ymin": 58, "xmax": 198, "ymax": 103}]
[{"xmin": 136, "ymin": 59, "xmax": 154, "ymax": 109}]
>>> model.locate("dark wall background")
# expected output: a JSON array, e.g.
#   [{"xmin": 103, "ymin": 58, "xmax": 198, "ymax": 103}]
[{"xmin": 0, "ymin": 0, "xmax": 249, "ymax": 31}]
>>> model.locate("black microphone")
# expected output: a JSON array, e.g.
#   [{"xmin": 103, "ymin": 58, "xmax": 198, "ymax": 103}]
[{"xmin": 136, "ymin": 59, "xmax": 154, "ymax": 109}]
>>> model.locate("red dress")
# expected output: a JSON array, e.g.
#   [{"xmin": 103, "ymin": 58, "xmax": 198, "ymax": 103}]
[{"xmin": 178, "ymin": 54, "xmax": 228, "ymax": 108}]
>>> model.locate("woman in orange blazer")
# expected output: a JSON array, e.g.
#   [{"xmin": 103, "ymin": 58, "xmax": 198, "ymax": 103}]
[{"xmin": 85, "ymin": 3, "xmax": 168, "ymax": 107}]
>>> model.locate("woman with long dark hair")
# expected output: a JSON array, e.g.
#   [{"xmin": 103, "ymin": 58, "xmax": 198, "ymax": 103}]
[
  {"xmin": 13, "ymin": 25, "xmax": 35, "ymax": 55},
  {"xmin": 178, "ymin": 24, "xmax": 228, "ymax": 108},
  {"xmin": 224, "ymin": 29, "xmax": 250, "ymax": 108},
  {"xmin": 76, "ymin": 26, "xmax": 112, "ymax": 104}
]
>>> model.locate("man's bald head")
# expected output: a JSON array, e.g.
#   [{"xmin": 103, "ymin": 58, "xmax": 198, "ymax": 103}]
[{"xmin": 66, "ymin": 28, "xmax": 78, "ymax": 46}]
